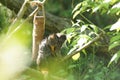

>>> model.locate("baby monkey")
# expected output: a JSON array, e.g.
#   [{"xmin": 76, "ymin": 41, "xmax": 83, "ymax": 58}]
[{"xmin": 36, "ymin": 33, "xmax": 66, "ymax": 69}]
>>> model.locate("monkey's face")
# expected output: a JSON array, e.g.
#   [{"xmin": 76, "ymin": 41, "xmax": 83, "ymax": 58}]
[
  {"xmin": 47, "ymin": 33, "xmax": 66, "ymax": 55},
  {"xmin": 47, "ymin": 33, "xmax": 58, "ymax": 46},
  {"xmin": 48, "ymin": 33, "xmax": 66, "ymax": 46}
]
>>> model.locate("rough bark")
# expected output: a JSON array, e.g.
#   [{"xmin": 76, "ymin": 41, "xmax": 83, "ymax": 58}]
[{"xmin": 0, "ymin": 0, "xmax": 71, "ymax": 32}]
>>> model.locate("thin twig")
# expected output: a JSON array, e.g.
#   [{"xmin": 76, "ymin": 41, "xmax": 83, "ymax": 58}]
[
  {"xmin": 6, "ymin": 7, "xmax": 39, "ymax": 40},
  {"xmin": 7, "ymin": 0, "xmax": 29, "ymax": 35},
  {"xmin": 0, "ymin": 7, "xmax": 39, "ymax": 48}
]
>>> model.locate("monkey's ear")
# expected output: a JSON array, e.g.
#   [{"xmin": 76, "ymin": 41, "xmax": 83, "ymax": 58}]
[
  {"xmin": 60, "ymin": 34, "xmax": 66, "ymax": 41},
  {"xmin": 56, "ymin": 33, "xmax": 66, "ymax": 43},
  {"xmin": 48, "ymin": 33, "xmax": 58, "ymax": 40},
  {"xmin": 57, "ymin": 33, "xmax": 66, "ymax": 40}
]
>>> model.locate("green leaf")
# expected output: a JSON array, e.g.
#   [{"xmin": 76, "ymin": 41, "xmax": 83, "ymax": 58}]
[
  {"xmin": 80, "ymin": 35, "xmax": 91, "ymax": 40},
  {"xmin": 67, "ymin": 33, "xmax": 76, "ymax": 43},
  {"xmin": 108, "ymin": 51, "xmax": 120, "ymax": 67},
  {"xmin": 73, "ymin": 10, "xmax": 80, "ymax": 19},
  {"xmin": 108, "ymin": 2, "xmax": 120, "ymax": 15},
  {"xmin": 109, "ymin": 0, "xmax": 118, "ymax": 5},
  {"xmin": 72, "ymin": 19, "xmax": 84, "ymax": 27},
  {"xmin": 67, "ymin": 46, "xmax": 77, "ymax": 55},
  {"xmin": 72, "ymin": 52, "xmax": 80, "ymax": 61},
  {"xmin": 110, "ymin": 18, "xmax": 120, "ymax": 31},
  {"xmin": 103, "ymin": 25, "xmax": 111, "ymax": 30},
  {"xmin": 77, "ymin": 36, "xmax": 88, "ymax": 47},
  {"xmin": 109, "ymin": 41, "xmax": 120, "ymax": 50},
  {"xmin": 81, "ymin": 25, "xmax": 88, "ymax": 32},
  {"xmin": 72, "ymin": 3, "xmax": 81, "ymax": 13},
  {"xmin": 89, "ymin": 24, "xmax": 98, "ymax": 33},
  {"xmin": 112, "ymin": 2, "xmax": 120, "ymax": 9},
  {"xmin": 82, "ymin": 49, "xmax": 87, "ymax": 56},
  {"xmin": 110, "ymin": 33, "xmax": 120, "ymax": 43},
  {"xmin": 71, "ymin": 36, "xmax": 80, "ymax": 46},
  {"xmin": 63, "ymin": 28, "xmax": 75, "ymax": 34},
  {"xmin": 92, "ymin": 6, "xmax": 100, "ymax": 13}
]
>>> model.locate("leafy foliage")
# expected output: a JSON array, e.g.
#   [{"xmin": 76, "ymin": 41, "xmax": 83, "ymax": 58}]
[
  {"xmin": 71, "ymin": 0, "xmax": 120, "ymax": 66},
  {"xmin": 108, "ymin": 18, "xmax": 120, "ymax": 66},
  {"xmin": 60, "ymin": 0, "xmax": 120, "ymax": 79}
]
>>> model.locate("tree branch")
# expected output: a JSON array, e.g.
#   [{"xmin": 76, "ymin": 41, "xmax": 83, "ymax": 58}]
[{"xmin": 6, "ymin": 7, "xmax": 39, "ymax": 40}]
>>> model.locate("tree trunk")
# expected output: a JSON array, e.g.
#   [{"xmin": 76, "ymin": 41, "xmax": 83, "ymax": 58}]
[{"xmin": 0, "ymin": 0, "xmax": 71, "ymax": 33}]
